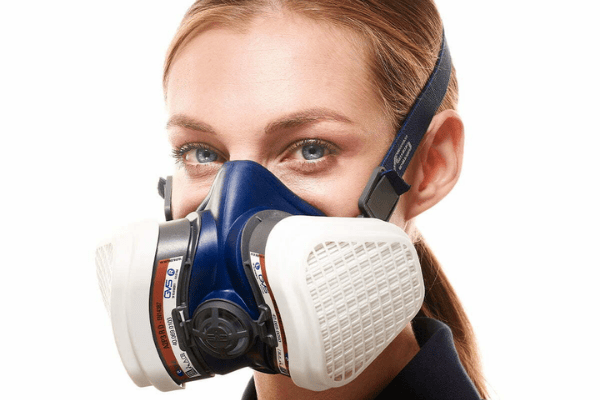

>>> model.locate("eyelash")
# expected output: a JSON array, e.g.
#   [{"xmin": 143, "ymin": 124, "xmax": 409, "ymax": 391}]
[{"xmin": 287, "ymin": 138, "xmax": 335, "ymax": 155}]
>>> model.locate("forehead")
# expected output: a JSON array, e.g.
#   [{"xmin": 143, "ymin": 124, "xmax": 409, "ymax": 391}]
[{"xmin": 165, "ymin": 12, "xmax": 385, "ymax": 128}]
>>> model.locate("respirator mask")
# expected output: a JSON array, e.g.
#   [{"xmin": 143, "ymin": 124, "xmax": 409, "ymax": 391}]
[{"xmin": 95, "ymin": 34, "xmax": 451, "ymax": 392}]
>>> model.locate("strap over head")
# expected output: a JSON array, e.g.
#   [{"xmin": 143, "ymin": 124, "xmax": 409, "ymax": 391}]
[{"xmin": 359, "ymin": 33, "xmax": 452, "ymax": 220}]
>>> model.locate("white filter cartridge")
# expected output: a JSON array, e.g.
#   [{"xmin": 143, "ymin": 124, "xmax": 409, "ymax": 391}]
[
  {"xmin": 263, "ymin": 216, "xmax": 424, "ymax": 391},
  {"xmin": 95, "ymin": 220, "xmax": 183, "ymax": 392}
]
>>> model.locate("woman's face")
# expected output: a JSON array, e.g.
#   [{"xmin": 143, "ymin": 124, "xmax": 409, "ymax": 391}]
[{"xmin": 166, "ymin": 13, "xmax": 396, "ymax": 219}]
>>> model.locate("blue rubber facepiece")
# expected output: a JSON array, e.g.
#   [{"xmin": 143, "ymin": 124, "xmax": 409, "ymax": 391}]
[
  {"xmin": 149, "ymin": 161, "xmax": 325, "ymax": 386},
  {"xmin": 189, "ymin": 160, "xmax": 324, "ymax": 327}
]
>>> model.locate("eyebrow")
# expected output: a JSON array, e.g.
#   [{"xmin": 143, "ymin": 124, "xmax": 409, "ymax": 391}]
[
  {"xmin": 166, "ymin": 114, "xmax": 217, "ymax": 134},
  {"xmin": 166, "ymin": 108, "xmax": 353, "ymax": 136},
  {"xmin": 263, "ymin": 108, "xmax": 353, "ymax": 134}
]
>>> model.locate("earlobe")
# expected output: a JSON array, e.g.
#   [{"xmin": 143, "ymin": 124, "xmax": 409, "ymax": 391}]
[{"xmin": 403, "ymin": 110, "xmax": 464, "ymax": 221}]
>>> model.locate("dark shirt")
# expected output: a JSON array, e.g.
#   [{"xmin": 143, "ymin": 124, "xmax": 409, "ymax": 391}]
[{"xmin": 241, "ymin": 318, "xmax": 481, "ymax": 399}]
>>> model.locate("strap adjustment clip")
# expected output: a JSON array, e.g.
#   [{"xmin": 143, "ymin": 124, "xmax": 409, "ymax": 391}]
[{"xmin": 358, "ymin": 167, "xmax": 410, "ymax": 221}]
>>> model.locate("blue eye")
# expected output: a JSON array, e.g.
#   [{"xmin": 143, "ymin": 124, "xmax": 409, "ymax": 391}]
[
  {"xmin": 191, "ymin": 148, "xmax": 218, "ymax": 163},
  {"xmin": 301, "ymin": 143, "xmax": 326, "ymax": 160},
  {"xmin": 173, "ymin": 143, "xmax": 223, "ymax": 167},
  {"xmin": 286, "ymin": 139, "xmax": 337, "ymax": 173}
]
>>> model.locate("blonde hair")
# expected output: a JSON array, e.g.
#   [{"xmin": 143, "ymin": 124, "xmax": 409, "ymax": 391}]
[{"xmin": 163, "ymin": 1, "xmax": 486, "ymax": 397}]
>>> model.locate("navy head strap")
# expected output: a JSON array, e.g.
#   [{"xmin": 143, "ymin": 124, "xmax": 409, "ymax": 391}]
[{"xmin": 359, "ymin": 33, "xmax": 452, "ymax": 220}]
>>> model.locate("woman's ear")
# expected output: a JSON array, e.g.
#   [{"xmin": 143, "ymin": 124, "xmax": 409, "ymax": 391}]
[{"xmin": 401, "ymin": 109, "xmax": 464, "ymax": 222}]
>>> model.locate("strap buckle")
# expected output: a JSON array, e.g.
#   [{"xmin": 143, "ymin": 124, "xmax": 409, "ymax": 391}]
[{"xmin": 358, "ymin": 167, "xmax": 410, "ymax": 221}]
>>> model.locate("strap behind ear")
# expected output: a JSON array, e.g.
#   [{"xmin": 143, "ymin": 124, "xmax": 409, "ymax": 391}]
[
  {"xmin": 359, "ymin": 33, "xmax": 452, "ymax": 220},
  {"xmin": 157, "ymin": 176, "xmax": 173, "ymax": 221}
]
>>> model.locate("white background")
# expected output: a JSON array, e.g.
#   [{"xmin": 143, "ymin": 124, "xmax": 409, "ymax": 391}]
[{"xmin": 1, "ymin": 1, "xmax": 598, "ymax": 398}]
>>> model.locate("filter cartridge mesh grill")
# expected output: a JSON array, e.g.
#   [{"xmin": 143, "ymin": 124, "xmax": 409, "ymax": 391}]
[
  {"xmin": 305, "ymin": 241, "xmax": 421, "ymax": 384},
  {"xmin": 96, "ymin": 242, "xmax": 114, "ymax": 316}
]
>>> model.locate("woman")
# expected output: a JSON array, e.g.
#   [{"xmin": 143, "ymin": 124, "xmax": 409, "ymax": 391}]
[{"xmin": 162, "ymin": 0, "xmax": 486, "ymax": 398}]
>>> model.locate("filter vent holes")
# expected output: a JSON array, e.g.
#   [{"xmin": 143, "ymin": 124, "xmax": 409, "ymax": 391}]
[
  {"xmin": 306, "ymin": 241, "xmax": 421, "ymax": 384},
  {"xmin": 95, "ymin": 242, "xmax": 114, "ymax": 315}
]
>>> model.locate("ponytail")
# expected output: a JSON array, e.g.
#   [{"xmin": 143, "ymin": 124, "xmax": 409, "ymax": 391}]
[{"xmin": 415, "ymin": 235, "xmax": 488, "ymax": 398}]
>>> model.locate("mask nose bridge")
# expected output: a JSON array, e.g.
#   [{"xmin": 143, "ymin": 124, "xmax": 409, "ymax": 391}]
[
  {"xmin": 204, "ymin": 161, "xmax": 325, "ymax": 219},
  {"xmin": 227, "ymin": 153, "xmax": 270, "ymax": 171}
]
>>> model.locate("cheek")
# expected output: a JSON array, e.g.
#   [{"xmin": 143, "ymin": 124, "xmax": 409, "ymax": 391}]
[
  {"xmin": 171, "ymin": 171, "xmax": 213, "ymax": 219},
  {"xmin": 314, "ymin": 190, "xmax": 362, "ymax": 217},
  {"xmin": 280, "ymin": 170, "xmax": 371, "ymax": 217}
]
